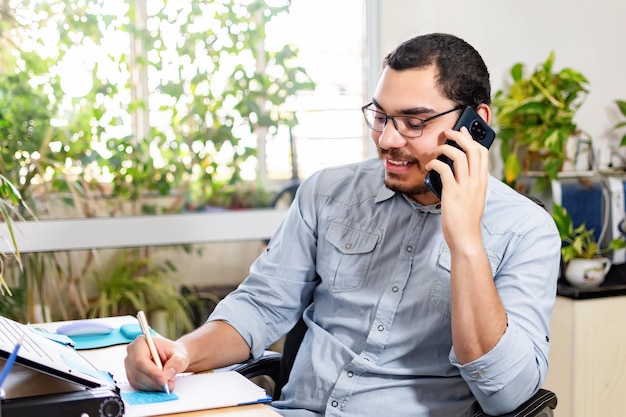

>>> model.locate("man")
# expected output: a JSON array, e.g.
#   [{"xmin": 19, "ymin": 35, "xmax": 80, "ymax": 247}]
[{"xmin": 125, "ymin": 33, "xmax": 561, "ymax": 416}]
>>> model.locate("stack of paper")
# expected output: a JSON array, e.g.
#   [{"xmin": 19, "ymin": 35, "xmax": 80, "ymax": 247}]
[{"xmin": 120, "ymin": 371, "xmax": 271, "ymax": 417}]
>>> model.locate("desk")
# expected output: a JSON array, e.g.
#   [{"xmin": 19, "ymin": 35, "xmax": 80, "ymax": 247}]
[
  {"xmin": 543, "ymin": 264, "xmax": 626, "ymax": 416},
  {"xmin": 543, "ymin": 295, "xmax": 626, "ymax": 417},
  {"xmin": 37, "ymin": 318, "xmax": 281, "ymax": 417},
  {"xmin": 164, "ymin": 405, "xmax": 278, "ymax": 416}
]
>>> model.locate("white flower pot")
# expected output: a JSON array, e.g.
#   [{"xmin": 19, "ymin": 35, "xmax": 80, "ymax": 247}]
[{"xmin": 564, "ymin": 257, "xmax": 611, "ymax": 288}]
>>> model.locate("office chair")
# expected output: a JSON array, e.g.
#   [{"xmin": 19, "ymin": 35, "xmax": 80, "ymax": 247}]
[{"xmin": 233, "ymin": 317, "xmax": 558, "ymax": 417}]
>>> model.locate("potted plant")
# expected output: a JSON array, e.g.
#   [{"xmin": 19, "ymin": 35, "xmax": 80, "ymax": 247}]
[
  {"xmin": 200, "ymin": 181, "xmax": 274, "ymax": 210},
  {"xmin": 611, "ymin": 99, "xmax": 626, "ymax": 146},
  {"xmin": 493, "ymin": 51, "xmax": 591, "ymax": 190},
  {"xmin": 87, "ymin": 248, "xmax": 195, "ymax": 338},
  {"xmin": 552, "ymin": 203, "xmax": 626, "ymax": 288},
  {"xmin": 0, "ymin": 174, "xmax": 31, "ymax": 296}
]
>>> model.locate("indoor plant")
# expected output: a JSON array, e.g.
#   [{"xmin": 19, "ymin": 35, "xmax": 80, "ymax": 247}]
[
  {"xmin": 552, "ymin": 203, "xmax": 626, "ymax": 287},
  {"xmin": 612, "ymin": 99, "xmax": 626, "ymax": 146},
  {"xmin": 0, "ymin": 0, "xmax": 313, "ymax": 323},
  {"xmin": 87, "ymin": 249, "xmax": 195, "ymax": 338},
  {"xmin": 0, "ymin": 174, "xmax": 31, "ymax": 295},
  {"xmin": 493, "ymin": 51, "xmax": 590, "ymax": 189},
  {"xmin": 0, "ymin": 174, "xmax": 33, "ymax": 319}
]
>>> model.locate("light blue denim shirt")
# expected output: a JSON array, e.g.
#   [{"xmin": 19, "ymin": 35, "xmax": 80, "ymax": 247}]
[{"xmin": 209, "ymin": 158, "xmax": 561, "ymax": 417}]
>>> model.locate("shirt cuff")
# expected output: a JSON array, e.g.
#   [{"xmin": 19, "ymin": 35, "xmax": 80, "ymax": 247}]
[
  {"xmin": 449, "ymin": 324, "xmax": 535, "ymax": 395},
  {"xmin": 207, "ymin": 301, "xmax": 268, "ymax": 359}
]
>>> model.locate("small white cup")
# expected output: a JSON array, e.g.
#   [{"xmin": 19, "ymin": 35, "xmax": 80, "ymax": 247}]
[{"xmin": 565, "ymin": 257, "xmax": 611, "ymax": 288}]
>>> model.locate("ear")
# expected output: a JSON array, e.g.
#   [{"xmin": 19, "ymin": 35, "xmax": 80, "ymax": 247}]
[{"xmin": 476, "ymin": 103, "xmax": 492, "ymax": 124}]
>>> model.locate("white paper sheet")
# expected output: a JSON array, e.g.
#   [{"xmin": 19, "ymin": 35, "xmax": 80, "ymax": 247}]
[{"xmin": 120, "ymin": 371, "xmax": 271, "ymax": 417}]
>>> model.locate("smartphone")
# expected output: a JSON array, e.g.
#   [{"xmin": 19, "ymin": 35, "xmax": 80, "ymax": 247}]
[{"xmin": 424, "ymin": 106, "xmax": 496, "ymax": 199}]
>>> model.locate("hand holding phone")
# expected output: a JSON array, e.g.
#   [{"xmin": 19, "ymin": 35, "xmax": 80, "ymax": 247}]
[{"xmin": 424, "ymin": 106, "xmax": 495, "ymax": 199}]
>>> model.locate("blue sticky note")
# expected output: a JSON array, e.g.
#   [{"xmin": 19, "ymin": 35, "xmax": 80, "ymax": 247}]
[
  {"xmin": 28, "ymin": 325, "xmax": 75, "ymax": 347},
  {"xmin": 121, "ymin": 391, "xmax": 179, "ymax": 405}
]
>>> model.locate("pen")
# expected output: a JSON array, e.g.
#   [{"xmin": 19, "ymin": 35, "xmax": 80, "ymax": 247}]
[
  {"xmin": 137, "ymin": 310, "xmax": 170, "ymax": 395},
  {"xmin": 0, "ymin": 335, "xmax": 24, "ymax": 389}
]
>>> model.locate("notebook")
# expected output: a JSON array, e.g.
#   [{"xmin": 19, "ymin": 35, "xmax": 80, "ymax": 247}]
[
  {"xmin": 0, "ymin": 315, "xmax": 117, "ymax": 391},
  {"xmin": 119, "ymin": 371, "xmax": 271, "ymax": 417}
]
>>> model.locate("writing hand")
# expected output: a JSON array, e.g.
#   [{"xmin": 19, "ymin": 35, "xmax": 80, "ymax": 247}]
[{"xmin": 125, "ymin": 335, "xmax": 188, "ymax": 393}]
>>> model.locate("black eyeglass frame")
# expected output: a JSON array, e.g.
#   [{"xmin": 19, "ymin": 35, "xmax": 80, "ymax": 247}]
[{"xmin": 361, "ymin": 103, "xmax": 464, "ymax": 138}]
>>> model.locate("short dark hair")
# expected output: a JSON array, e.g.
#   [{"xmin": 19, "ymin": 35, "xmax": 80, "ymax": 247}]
[{"xmin": 383, "ymin": 33, "xmax": 491, "ymax": 107}]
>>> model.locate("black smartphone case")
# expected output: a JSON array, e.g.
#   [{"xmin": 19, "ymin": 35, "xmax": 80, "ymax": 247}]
[{"xmin": 423, "ymin": 106, "xmax": 496, "ymax": 199}]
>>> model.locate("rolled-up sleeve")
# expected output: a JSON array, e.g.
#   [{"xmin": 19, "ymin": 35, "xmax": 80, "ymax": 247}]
[
  {"xmin": 208, "ymin": 174, "xmax": 322, "ymax": 359},
  {"xmin": 450, "ymin": 324, "xmax": 542, "ymax": 414},
  {"xmin": 450, "ymin": 198, "xmax": 561, "ymax": 415}
]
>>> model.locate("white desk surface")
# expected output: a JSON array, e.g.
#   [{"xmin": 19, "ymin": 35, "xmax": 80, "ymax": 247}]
[{"xmin": 37, "ymin": 317, "xmax": 281, "ymax": 417}]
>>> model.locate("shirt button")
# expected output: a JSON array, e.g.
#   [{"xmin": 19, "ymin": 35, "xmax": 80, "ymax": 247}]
[
  {"xmin": 331, "ymin": 400, "xmax": 339, "ymax": 408},
  {"xmin": 406, "ymin": 246, "xmax": 413, "ymax": 252},
  {"xmin": 392, "ymin": 286, "xmax": 399, "ymax": 293},
  {"xmin": 377, "ymin": 324, "xmax": 384, "ymax": 331},
  {"xmin": 345, "ymin": 243, "xmax": 352, "ymax": 250},
  {"xmin": 347, "ymin": 371, "xmax": 354, "ymax": 378}
]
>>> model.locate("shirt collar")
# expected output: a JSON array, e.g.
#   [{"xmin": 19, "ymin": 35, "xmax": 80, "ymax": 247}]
[
  {"xmin": 374, "ymin": 176, "xmax": 495, "ymax": 214},
  {"xmin": 374, "ymin": 185, "xmax": 395, "ymax": 203},
  {"xmin": 374, "ymin": 184, "xmax": 442, "ymax": 213}
]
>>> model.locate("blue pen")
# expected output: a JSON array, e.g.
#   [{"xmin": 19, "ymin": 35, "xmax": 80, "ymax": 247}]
[{"xmin": 0, "ymin": 335, "xmax": 24, "ymax": 388}]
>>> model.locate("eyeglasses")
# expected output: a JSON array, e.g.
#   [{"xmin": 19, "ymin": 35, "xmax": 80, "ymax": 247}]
[{"xmin": 361, "ymin": 103, "xmax": 463, "ymax": 138}]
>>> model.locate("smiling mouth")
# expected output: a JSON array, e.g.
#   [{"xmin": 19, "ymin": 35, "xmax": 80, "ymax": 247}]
[
  {"xmin": 384, "ymin": 158, "xmax": 418, "ymax": 176},
  {"xmin": 387, "ymin": 159, "xmax": 412, "ymax": 166}
]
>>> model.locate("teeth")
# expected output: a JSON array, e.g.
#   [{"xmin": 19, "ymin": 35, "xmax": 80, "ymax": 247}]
[{"xmin": 388, "ymin": 159, "xmax": 409, "ymax": 166}]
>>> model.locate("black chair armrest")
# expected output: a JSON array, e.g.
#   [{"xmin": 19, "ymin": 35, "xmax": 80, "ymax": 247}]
[
  {"xmin": 232, "ymin": 351, "xmax": 282, "ymax": 384},
  {"xmin": 235, "ymin": 352, "xmax": 558, "ymax": 417},
  {"xmin": 473, "ymin": 388, "xmax": 558, "ymax": 417}
]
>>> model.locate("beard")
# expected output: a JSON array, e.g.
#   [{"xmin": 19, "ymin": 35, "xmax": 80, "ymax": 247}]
[
  {"xmin": 378, "ymin": 148, "xmax": 431, "ymax": 197},
  {"xmin": 384, "ymin": 173, "xmax": 432, "ymax": 196}
]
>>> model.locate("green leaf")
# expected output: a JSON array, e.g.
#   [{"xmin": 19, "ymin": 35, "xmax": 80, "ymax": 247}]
[
  {"xmin": 542, "ymin": 50, "xmax": 556, "ymax": 75},
  {"xmin": 544, "ymin": 129, "xmax": 560, "ymax": 151},
  {"xmin": 552, "ymin": 203, "xmax": 573, "ymax": 237},
  {"xmin": 543, "ymin": 157, "xmax": 564, "ymax": 180},
  {"xmin": 504, "ymin": 153, "xmax": 521, "ymax": 185},
  {"xmin": 616, "ymin": 100, "xmax": 626, "ymax": 117},
  {"xmin": 511, "ymin": 63, "xmax": 524, "ymax": 82},
  {"xmin": 609, "ymin": 238, "xmax": 626, "ymax": 251}
]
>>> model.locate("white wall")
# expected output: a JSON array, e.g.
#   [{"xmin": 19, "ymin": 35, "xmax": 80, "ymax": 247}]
[{"xmin": 372, "ymin": 0, "xmax": 626, "ymax": 169}]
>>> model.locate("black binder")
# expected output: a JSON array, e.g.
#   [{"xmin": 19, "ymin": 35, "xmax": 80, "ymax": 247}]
[
  {"xmin": 2, "ymin": 386, "xmax": 124, "ymax": 417},
  {"xmin": 0, "ymin": 316, "xmax": 124, "ymax": 417}
]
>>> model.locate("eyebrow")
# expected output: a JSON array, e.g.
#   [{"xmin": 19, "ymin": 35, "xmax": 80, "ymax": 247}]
[{"xmin": 371, "ymin": 98, "xmax": 435, "ymax": 116}]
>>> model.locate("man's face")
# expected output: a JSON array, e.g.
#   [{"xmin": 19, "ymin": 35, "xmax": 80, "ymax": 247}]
[{"xmin": 369, "ymin": 65, "xmax": 460, "ymax": 205}]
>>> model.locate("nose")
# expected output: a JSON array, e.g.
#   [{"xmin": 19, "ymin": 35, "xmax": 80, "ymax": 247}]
[{"xmin": 377, "ymin": 118, "xmax": 407, "ymax": 150}]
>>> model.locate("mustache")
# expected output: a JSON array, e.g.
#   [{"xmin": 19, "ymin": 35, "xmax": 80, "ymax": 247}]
[{"xmin": 380, "ymin": 148, "xmax": 416, "ymax": 162}]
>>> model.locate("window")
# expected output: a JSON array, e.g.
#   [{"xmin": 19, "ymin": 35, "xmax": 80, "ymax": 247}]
[
  {"xmin": 264, "ymin": 0, "xmax": 367, "ymax": 182},
  {"xmin": 1, "ymin": 0, "xmax": 368, "ymax": 210}
]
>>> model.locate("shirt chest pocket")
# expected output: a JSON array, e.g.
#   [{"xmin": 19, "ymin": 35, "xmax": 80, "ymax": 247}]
[
  {"xmin": 319, "ymin": 222, "xmax": 380, "ymax": 292},
  {"xmin": 430, "ymin": 248, "xmax": 502, "ymax": 318}
]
